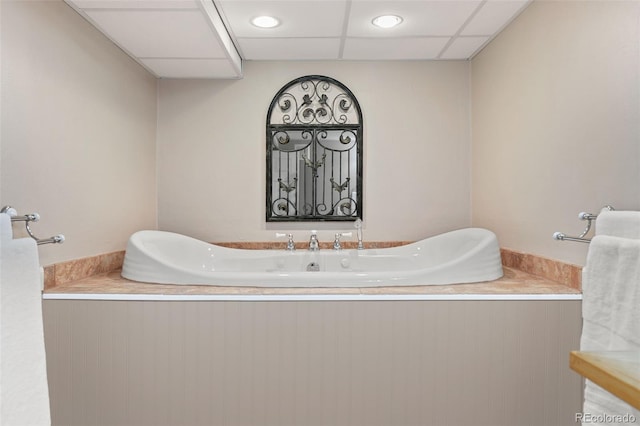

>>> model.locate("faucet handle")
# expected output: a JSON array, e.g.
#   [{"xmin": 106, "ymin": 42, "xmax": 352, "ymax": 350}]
[
  {"xmin": 276, "ymin": 233, "xmax": 295, "ymax": 251},
  {"xmin": 333, "ymin": 232, "xmax": 352, "ymax": 250}
]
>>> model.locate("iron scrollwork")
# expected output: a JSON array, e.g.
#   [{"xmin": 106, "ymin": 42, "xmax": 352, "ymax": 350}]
[{"xmin": 266, "ymin": 75, "xmax": 363, "ymax": 222}]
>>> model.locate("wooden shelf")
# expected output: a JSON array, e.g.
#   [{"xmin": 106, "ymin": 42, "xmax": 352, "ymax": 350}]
[{"xmin": 570, "ymin": 351, "xmax": 640, "ymax": 410}]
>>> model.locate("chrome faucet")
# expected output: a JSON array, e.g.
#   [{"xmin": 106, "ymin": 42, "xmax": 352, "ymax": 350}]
[
  {"xmin": 309, "ymin": 231, "xmax": 320, "ymax": 251},
  {"xmin": 333, "ymin": 232, "xmax": 352, "ymax": 250},
  {"xmin": 276, "ymin": 233, "xmax": 296, "ymax": 251}
]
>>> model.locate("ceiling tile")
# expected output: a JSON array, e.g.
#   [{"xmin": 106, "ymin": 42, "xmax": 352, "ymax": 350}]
[
  {"xmin": 343, "ymin": 37, "xmax": 449, "ymax": 60},
  {"xmin": 461, "ymin": 0, "xmax": 529, "ymax": 35},
  {"xmin": 84, "ymin": 9, "xmax": 227, "ymax": 58},
  {"xmin": 140, "ymin": 58, "xmax": 241, "ymax": 78},
  {"xmin": 439, "ymin": 36, "xmax": 489, "ymax": 59},
  {"xmin": 239, "ymin": 38, "xmax": 341, "ymax": 60},
  {"xmin": 217, "ymin": 0, "xmax": 347, "ymax": 38},
  {"xmin": 68, "ymin": 0, "xmax": 199, "ymax": 9},
  {"xmin": 348, "ymin": 1, "xmax": 481, "ymax": 37}
]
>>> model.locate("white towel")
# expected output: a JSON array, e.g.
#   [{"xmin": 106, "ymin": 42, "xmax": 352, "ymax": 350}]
[
  {"xmin": 1, "ymin": 213, "xmax": 13, "ymax": 242},
  {"xmin": 0, "ymin": 238, "xmax": 51, "ymax": 426},
  {"xmin": 581, "ymin": 235, "xmax": 640, "ymax": 425},
  {"xmin": 595, "ymin": 210, "xmax": 640, "ymax": 239}
]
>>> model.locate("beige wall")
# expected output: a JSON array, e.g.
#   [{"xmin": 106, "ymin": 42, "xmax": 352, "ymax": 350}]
[
  {"xmin": 471, "ymin": 0, "xmax": 640, "ymax": 265},
  {"xmin": 0, "ymin": 0, "xmax": 158, "ymax": 266},
  {"xmin": 158, "ymin": 60, "xmax": 471, "ymax": 244},
  {"xmin": 4, "ymin": 0, "xmax": 638, "ymax": 267}
]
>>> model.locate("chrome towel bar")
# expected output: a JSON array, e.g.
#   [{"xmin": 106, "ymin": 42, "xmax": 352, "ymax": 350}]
[
  {"xmin": 1, "ymin": 206, "xmax": 65, "ymax": 245},
  {"xmin": 553, "ymin": 205, "xmax": 614, "ymax": 244}
]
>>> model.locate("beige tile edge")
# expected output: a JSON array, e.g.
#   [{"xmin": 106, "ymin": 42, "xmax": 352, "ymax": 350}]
[
  {"xmin": 44, "ymin": 251, "xmax": 125, "ymax": 289},
  {"xmin": 500, "ymin": 248, "xmax": 582, "ymax": 290},
  {"xmin": 43, "ymin": 245, "xmax": 581, "ymax": 291}
]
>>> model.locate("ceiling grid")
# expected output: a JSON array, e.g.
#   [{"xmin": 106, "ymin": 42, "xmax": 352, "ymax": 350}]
[{"xmin": 64, "ymin": 0, "xmax": 531, "ymax": 78}]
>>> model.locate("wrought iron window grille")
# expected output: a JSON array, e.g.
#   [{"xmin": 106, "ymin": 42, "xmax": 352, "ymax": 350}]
[{"xmin": 266, "ymin": 75, "xmax": 363, "ymax": 222}]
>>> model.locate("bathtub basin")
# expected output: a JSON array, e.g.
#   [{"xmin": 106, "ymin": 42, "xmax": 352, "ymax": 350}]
[{"xmin": 121, "ymin": 228, "xmax": 503, "ymax": 287}]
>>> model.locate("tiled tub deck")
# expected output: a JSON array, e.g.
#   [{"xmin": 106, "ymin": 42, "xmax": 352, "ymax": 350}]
[{"xmin": 43, "ymin": 245, "xmax": 582, "ymax": 298}]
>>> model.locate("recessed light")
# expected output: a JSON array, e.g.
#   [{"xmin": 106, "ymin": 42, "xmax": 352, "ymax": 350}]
[
  {"xmin": 372, "ymin": 15, "xmax": 403, "ymax": 29},
  {"xmin": 251, "ymin": 16, "xmax": 280, "ymax": 28}
]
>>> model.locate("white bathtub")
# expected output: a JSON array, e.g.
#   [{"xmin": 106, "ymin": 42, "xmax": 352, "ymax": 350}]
[{"xmin": 121, "ymin": 228, "xmax": 504, "ymax": 287}]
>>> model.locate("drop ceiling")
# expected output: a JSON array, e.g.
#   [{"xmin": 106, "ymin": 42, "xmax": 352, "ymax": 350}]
[{"xmin": 65, "ymin": 0, "xmax": 531, "ymax": 79}]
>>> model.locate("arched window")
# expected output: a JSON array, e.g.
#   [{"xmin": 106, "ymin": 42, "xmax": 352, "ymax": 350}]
[{"xmin": 266, "ymin": 75, "xmax": 363, "ymax": 222}]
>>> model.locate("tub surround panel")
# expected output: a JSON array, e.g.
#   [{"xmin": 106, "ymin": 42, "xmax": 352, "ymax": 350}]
[{"xmin": 43, "ymin": 299, "xmax": 582, "ymax": 426}]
